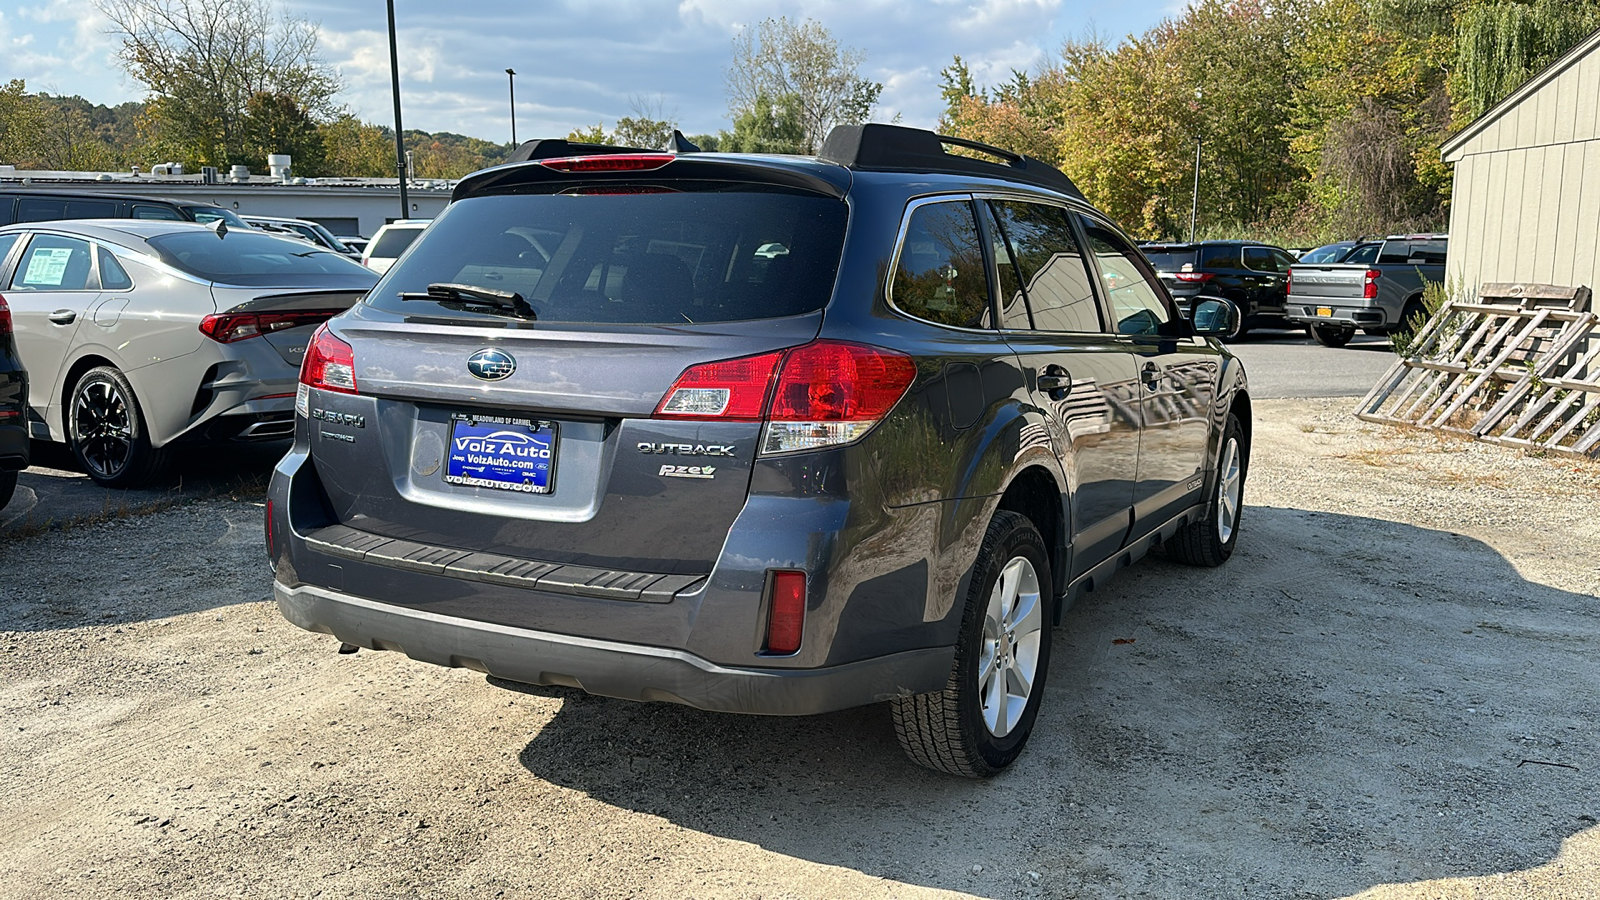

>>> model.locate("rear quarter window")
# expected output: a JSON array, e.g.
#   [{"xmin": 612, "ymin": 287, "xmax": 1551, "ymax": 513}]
[{"xmin": 892, "ymin": 199, "xmax": 991, "ymax": 330}]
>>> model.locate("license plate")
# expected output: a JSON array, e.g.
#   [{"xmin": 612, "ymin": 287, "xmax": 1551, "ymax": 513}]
[
  {"xmin": 445, "ymin": 414, "xmax": 556, "ymax": 494},
  {"xmin": 1316, "ymin": 306, "xmax": 1333, "ymax": 317}
]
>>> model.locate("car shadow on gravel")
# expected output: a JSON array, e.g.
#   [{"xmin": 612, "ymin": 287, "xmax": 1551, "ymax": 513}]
[
  {"xmin": 511, "ymin": 506, "xmax": 1600, "ymax": 898},
  {"xmin": 1, "ymin": 439, "xmax": 277, "ymax": 535}
]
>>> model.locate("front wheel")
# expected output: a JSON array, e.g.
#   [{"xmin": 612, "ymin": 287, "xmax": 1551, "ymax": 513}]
[
  {"xmin": 1165, "ymin": 412, "xmax": 1248, "ymax": 567},
  {"xmin": 1310, "ymin": 324, "xmax": 1354, "ymax": 348},
  {"xmin": 69, "ymin": 366, "xmax": 168, "ymax": 488},
  {"xmin": 892, "ymin": 510, "xmax": 1053, "ymax": 777}
]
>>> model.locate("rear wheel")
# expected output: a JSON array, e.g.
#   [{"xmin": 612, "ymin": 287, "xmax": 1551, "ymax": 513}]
[
  {"xmin": 1166, "ymin": 412, "xmax": 1247, "ymax": 567},
  {"xmin": 892, "ymin": 510, "xmax": 1053, "ymax": 777},
  {"xmin": 68, "ymin": 366, "xmax": 169, "ymax": 488},
  {"xmin": 1310, "ymin": 323, "xmax": 1354, "ymax": 348}
]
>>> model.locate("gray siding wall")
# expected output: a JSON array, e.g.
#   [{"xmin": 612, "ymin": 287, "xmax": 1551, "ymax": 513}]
[{"xmin": 1445, "ymin": 42, "xmax": 1600, "ymax": 299}]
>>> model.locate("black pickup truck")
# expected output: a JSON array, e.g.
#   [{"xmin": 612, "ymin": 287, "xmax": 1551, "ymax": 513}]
[{"xmin": 1285, "ymin": 234, "xmax": 1447, "ymax": 347}]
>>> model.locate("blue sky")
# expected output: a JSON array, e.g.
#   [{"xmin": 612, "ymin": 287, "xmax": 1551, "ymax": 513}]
[{"xmin": 2, "ymin": 0, "xmax": 1185, "ymax": 143}]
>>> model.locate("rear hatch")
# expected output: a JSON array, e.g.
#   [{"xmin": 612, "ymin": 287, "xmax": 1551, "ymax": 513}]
[
  {"xmin": 306, "ymin": 162, "xmax": 850, "ymax": 574},
  {"xmin": 1286, "ymin": 263, "xmax": 1372, "ymax": 309}
]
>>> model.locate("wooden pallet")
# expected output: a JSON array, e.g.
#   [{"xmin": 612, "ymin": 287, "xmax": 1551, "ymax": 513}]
[{"xmin": 1355, "ymin": 283, "xmax": 1600, "ymax": 457}]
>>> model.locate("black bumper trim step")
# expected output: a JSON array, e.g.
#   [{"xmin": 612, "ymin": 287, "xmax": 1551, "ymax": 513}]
[{"xmin": 301, "ymin": 524, "xmax": 705, "ymax": 603}]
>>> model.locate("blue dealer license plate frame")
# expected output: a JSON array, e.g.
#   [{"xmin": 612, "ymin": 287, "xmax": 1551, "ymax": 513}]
[{"xmin": 445, "ymin": 414, "xmax": 557, "ymax": 494}]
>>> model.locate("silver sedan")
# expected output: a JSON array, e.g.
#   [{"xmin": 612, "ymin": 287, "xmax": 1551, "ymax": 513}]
[{"xmin": 0, "ymin": 219, "xmax": 377, "ymax": 486}]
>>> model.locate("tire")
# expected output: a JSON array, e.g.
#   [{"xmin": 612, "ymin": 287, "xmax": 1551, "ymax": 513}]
[
  {"xmin": 1394, "ymin": 299, "xmax": 1427, "ymax": 338},
  {"xmin": 0, "ymin": 470, "xmax": 15, "ymax": 511},
  {"xmin": 1165, "ymin": 412, "xmax": 1248, "ymax": 567},
  {"xmin": 892, "ymin": 510, "xmax": 1054, "ymax": 777},
  {"xmin": 68, "ymin": 366, "xmax": 169, "ymax": 488},
  {"xmin": 1310, "ymin": 323, "xmax": 1354, "ymax": 348}
]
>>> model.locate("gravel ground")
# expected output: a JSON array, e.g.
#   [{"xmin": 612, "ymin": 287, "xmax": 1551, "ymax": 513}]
[{"xmin": 2, "ymin": 398, "xmax": 1597, "ymax": 900}]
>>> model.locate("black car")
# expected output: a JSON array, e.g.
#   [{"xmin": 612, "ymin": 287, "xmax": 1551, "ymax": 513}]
[
  {"xmin": 1142, "ymin": 240, "xmax": 1301, "ymax": 338},
  {"xmin": 0, "ymin": 189, "xmax": 248, "ymax": 229},
  {"xmin": 0, "ymin": 235, "xmax": 26, "ymax": 509},
  {"xmin": 268, "ymin": 124, "xmax": 1251, "ymax": 776}
]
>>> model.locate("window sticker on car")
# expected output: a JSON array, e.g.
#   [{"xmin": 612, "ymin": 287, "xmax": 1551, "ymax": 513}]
[{"xmin": 24, "ymin": 248, "xmax": 73, "ymax": 286}]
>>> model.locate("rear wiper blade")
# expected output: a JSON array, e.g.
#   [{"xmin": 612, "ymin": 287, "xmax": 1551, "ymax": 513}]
[{"xmin": 398, "ymin": 282, "xmax": 536, "ymax": 319}]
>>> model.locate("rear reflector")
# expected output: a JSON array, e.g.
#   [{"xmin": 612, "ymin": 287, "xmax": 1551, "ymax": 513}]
[
  {"xmin": 766, "ymin": 571, "xmax": 806, "ymax": 655},
  {"xmin": 539, "ymin": 154, "xmax": 675, "ymax": 173},
  {"xmin": 300, "ymin": 323, "xmax": 358, "ymax": 395},
  {"xmin": 200, "ymin": 310, "xmax": 343, "ymax": 343}
]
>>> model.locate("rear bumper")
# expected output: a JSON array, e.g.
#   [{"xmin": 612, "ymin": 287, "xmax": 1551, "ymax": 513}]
[
  {"xmin": 275, "ymin": 579, "xmax": 954, "ymax": 716},
  {"xmin": 0, "ymin": 421, "xmax": 26, "ymax": 471},
  {"xmin": 1286, "ymin": 302, "xmax": 1390, "ymax": 328}
]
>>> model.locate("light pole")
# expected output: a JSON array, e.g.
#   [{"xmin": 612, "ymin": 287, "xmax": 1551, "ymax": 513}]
[
  {"xmin": 1189, "ymin": 89, "xmax": 1202, "ymax": 243},
  {"xmin": 506, "ymin": 68, "xmax": 517, "ymax": 145},
  {"xmin": 386, "ymin": 0, "xmax": 409, "ymax": 221}
]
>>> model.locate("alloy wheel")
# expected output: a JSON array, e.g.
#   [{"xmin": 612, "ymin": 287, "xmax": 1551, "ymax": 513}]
[
  {"xmin": 979, "ymin": 555, "xmax": 1044, "ymax": 738},
  {"xmin": 72, "ymin": 379, "xmax": 134, "ymax": 480},
  {"xmin": 1216, "ymin": 436, "xmax": 1242, "ymax": 543}
]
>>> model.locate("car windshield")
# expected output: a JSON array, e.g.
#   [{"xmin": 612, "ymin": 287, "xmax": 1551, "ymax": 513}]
[
  {"xmin": 1299, "ymin": 243, "xmax": 1352, "ymax": 264},
  {"xmin": 366, "ymin": 191, "xmax": 849, "ymax": 325},
  {"xmin": 1142, "ymin": 247, "xmax": 1198, "ymax": 272},
  {"xmin": 147, "ymin": 230, "xmax": 378, "ymax": 287}
]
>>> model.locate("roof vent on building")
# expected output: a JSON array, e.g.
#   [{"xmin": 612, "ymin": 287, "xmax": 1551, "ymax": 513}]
[
  {"xmin": 202, "ymin": 166, "xmax": 219, "ymax": 184},
  {"xmin": 229, "ymin": 164, "xmax": 251, "ymax": 182},
  {"xmin": 267, "ymin": 154, "xmax": 291, "ymax": 182}
]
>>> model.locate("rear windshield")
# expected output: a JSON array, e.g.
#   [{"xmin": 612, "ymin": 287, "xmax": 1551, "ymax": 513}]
[
  {"xmin": 147, "ymin": 231, "xmax": 377, "ymax": 287},
  {"xmin": 1298, "ymin": 243, "xmax": 1352, "ymax": 264},
  {"xmin": 366, "ymin": 191, "xmax": 849, "ymax": 325},
  {"xmin": 1142, "ymin": 247, "xmax": 1197, "ymax": 272},
  {"xmin": 370, "ymin": 226, "xmax": 424, "ymax": 258}
]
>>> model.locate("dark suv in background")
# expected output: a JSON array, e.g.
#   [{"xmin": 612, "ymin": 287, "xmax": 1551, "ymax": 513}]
[
  {"xmin": 269, "ymin": 124, "xmax": 1251, "ymax": 776},
  {"xmin": 0, "ymin": 189, "xmax": 247, "ymax": 228},
  {"xmin": 1142, "ymin": 240, "xmax": 1300, "ymax": 338}
]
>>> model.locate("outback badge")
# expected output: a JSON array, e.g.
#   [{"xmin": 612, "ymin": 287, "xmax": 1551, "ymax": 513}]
[{"xmin": 467, "ymin": 348, "xmax": 516, "ymax": 381}]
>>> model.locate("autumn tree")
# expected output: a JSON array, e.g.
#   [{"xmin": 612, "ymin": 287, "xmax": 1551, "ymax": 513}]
[
  {"xmin": 725, "ymin": 17, "xmax": 881, "ymax": 154},
  {"xmin": 96, "ymin": 0, "xmax": 342, "ymax": 170}
]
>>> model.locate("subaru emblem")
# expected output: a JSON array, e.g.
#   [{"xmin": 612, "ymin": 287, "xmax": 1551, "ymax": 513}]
[{"xmin": 467, "ymin": 348, "xmax": 516, "ymax": 381}]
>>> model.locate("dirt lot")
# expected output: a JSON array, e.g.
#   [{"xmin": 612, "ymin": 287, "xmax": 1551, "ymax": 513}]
[{"xmin": 2, "ymin": 398, "xmax": 1598, "ymax": 900}]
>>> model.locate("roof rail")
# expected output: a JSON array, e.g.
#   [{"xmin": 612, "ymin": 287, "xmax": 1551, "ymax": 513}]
[
  {"xmin": 503, "ymin": 138, "xmax": 657, "ymax": 164},
  {"xmin": 818, "ymin": 123, "xmax": 1084, "ymax": 201}
]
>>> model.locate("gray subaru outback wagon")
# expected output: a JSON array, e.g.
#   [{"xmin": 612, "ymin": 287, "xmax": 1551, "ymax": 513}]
[{"xmin": 267, "ymin": 124, "xmax": 1250, "ymax": 776}]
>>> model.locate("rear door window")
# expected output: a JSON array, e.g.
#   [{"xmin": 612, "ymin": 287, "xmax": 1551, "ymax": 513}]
[
  {"xmin": 65, "ymin": 199, "xmax": 118, "ymax": 219},
  {"xmin": 17, "ymin": 198, "xmax": 67, "ymax": 223},
  {"xmin": 11, "ymin": 234, "xmax": 95, "ymax": 291},
  {"xmin": 1199, "ymin": 245, "xmax": 1241, "ymax": 269},
  {"xmin": 989, "ymin": 200, "xmax": 1103, "ymax": 333},
  {"xmin": 1242, "ymin": 246, "xmax": 1278, "ymax": 272},
  {"xmin": 891, "ymin": 199, "xmax": 991, "ymax": 329}
]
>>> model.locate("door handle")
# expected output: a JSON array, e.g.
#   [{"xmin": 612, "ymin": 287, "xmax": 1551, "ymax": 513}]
[
  {"xmin": 48, "ymin": 309, "xmax": 77, "ymax": 325},
  {"xmin": 1141, "ymin": 362, "xmax": 1161, "ymax": 389},
  {"xmin": 1037, "ymin": 366, "xmax": 1071, "ymax": 398}
]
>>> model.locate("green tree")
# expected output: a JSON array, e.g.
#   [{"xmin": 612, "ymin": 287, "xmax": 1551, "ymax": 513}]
[
  {"xmin": 244, "ymin": 91, "xmax": 324, "ymax": 174},
  {"xmin": 96, "ymin": 0, "xmax": 342, "ymax": 170},
  {"xmin": 566, "ymin": 124, "xmax": 608, "ymax": 144},
  {"xmin": 719, "ymin": 92, "xmax": 807, "ymax": 154},
  {"xmin": 725, "ymin": 17, "xmax": 882, "ymax": 153},
  {"xmin": 1451, "ymin": 0, "xmax": 1600, "ymax": 121},
  {"xmin": 316, "ymin": 115, "xmax": 394, "ymax": 177},
  {"xmin": 0, "ymin": 80, "xmax": 49, "ymax": 166},
  {"xmin": 610, "ymin": 116, "xmax": 677, "ymax": 149}
]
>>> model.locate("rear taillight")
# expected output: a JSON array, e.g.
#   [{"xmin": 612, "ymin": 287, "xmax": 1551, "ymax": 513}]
[
  {"xmin": 1363, "ymin": 269, "xmax": 1381, "ymax": 299},
  {"xmin": 1285, "ymin": 269, "xmax": 1293, "ymax": 295},
  {"xmin": 0, "ymin": 294, "xmax": 10, "ymax": 335},
  {"xmin": 1174, "ymin": 271, "xmax": 1215, "ymax": 283},
  {"xmin": 300, "ymin": 323, "xmax": 357, "ymax": 395},
  {"xmin": 199, "ymin": 310, "xmax": 342, "ymax": 343},
  {"xmin": 764, "ymin": 341, "xmax": 917, "ymax": 454},
  {"xmin": 655, "ymin": 351, "xmax": 783, "ymax": 420},
  {"xmin": 765, "ymin": 571, "xmax": 806, "ymax": 655},
  {"xmin": 539, "ymin": 154, "xmax": 675, "ymax": 173},
  {"xmin": 655, "ymin": 340, "xmax": 916, "ymax": 455}
]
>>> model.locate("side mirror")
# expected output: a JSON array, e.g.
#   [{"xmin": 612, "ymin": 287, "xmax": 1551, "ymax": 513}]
[{"xmin": 1189, "ymin": 297, "xmax": 1238, "ymax": 337}]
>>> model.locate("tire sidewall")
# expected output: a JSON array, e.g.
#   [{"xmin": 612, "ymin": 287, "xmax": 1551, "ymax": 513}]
[
  {"xmin": 955, "ymin": 514, "xmax": 1054, "ymax": 770},
  {"xmin": 1212, "ymin": 414, "xmax": 1248, "ymax": 557}
]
